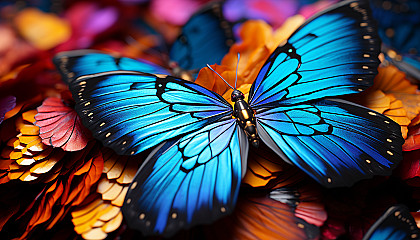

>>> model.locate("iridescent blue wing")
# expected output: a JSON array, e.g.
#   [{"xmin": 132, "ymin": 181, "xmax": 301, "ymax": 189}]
[
  {"xmin": 122, "ymin": 118, "xmax": 248, "ymax": 237},
  {"xmin": 64, "ymin": 70, "xmax": 233, "ymax": 155},
  {"xmin": 53, "ymin": 50, "xmax": 170, "ymax": 83},
  {"xmin": 255, "ymin": 99, "xmax": 403, "ymax": 187},
  {"xmin": 248, "ymin": 0, "xmax": 380, "ymax": 108},
  {"xmin": 363, "ymin": 205, "xmax": 420, "ymax": 240},
  {"xmin": 169, "ymin": 2, "xmax": 234, "ymax": 72}
]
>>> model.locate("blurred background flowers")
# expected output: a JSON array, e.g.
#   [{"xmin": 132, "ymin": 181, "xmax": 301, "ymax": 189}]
[{"xmin": 0, "ymin": 0, "xmax": 419, "ymax": 239}]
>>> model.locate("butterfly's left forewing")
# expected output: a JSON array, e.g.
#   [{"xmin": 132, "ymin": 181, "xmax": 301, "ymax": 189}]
[
  {"xmin": 67, "ymin": 70, "xmax": 233, "ymax": 155},
  {"xmin": 122, "ymin": 118, "xmax": 248, "ymax": 237}
]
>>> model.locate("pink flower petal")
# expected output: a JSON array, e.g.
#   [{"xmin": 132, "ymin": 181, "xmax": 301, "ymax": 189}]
[
  {"xmin": 35, "ymin": 97, "xmax": 92, "ymax": 151},
  {"xmin": 150, "ymin": 0, "xmax": 210, "ymax": 25}
]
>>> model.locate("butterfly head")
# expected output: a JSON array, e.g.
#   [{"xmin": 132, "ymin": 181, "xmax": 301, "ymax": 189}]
[{"xmin": 231, "ymin": 89, "xmax": 245, "ymax": 102}]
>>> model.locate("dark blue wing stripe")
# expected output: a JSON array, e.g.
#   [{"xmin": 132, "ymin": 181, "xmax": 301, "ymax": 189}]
[
  {"xmin": 256, "ymin": 99, "xmax": 404, "ymax": 187},
  {"xmin": 68, "ymin": 71, "xmax": 232, "ymax": 155},
  {"xmin": 54, "ymin": 50, "xmax": 170, "ymax": 83},
  {"xmin": 249, "ymin": 0, "xmax": 381, "ymax": 109},
  {"xmin": 122, "ymin": 118, "xmax": 248, "ymax": 237}
]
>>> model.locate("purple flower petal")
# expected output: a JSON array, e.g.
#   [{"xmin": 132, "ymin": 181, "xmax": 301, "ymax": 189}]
[{"xmin": 0, "ymin": 96, "xmax": 16, "ymax": 124}]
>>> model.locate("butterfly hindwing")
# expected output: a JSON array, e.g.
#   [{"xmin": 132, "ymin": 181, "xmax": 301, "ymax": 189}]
[
  {"xmin": 122, "ymin": 118, "xmax": 248, "ymax": 237},
  {"xmin": 169, "ymin": 2, "xmax": 234, "ymax": 72},
  {"xmin": 68, "ymin": 71, "xmax": 233, "ymax": 155},
  {"xmin": 256, "ymin": 99, "xmax": 403, "ymax": 187},
  {"xmin": 53, "ymin": 50, "xmax": 170, "ymax": 83},
  {"xmin": 248, "ymin": 0, "xmax": 380, "ymax": 108},
  {"xmin": 363, "ymin": 205, "xmax": 420, "ymax": 240}
]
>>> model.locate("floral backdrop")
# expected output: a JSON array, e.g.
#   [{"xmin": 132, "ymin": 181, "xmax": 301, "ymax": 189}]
[{"xmin": 0, "ymin": 0, "xmax": 419, "ymax": 239}]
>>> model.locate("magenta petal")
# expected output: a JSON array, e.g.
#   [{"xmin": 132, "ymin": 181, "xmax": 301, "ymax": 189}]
[
  {"xmin": 35, "ymin": 97, "xmax": 92, "ymax": 151},
  {"xmin": 0, "ymin": 96, "xmax": 16, "ymax": 124},
  {"xmin": 151, "ymin": 0, "xmax": 209, "ymax": 25},
  {"xmin": 84, "ymin": 7, "xmax": 118, "ymax": 35}
]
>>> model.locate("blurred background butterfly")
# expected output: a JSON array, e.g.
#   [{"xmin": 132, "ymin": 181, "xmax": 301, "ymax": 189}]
[
  {"xmin": 370, "ymin": 0, "xmax": 420, "ymax": 82},
  {"xmin": 55, "ymin": 1, "xmax": 234, "ymax": 83},
  {"xmin": 362, "ymin": 205, "xmax": 420, "ymax": 240},
  {"xmin": 54, "ymin": 0, "xmax": 404, "ymax": 237}
]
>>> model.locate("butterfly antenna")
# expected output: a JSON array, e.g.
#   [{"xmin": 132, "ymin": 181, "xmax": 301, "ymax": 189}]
[
  {"xmin": 235, "ymin": 53, "xmax": 240, "ymax": 89},
  {"xmin": 206, "ymin": 64, "xmax": 234, "ymax": 90}
]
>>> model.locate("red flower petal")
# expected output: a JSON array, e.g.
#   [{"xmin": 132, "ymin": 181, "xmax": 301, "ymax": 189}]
[
  {"xmin": 395, "ymin": 150, "xmax": 420, "ymax": 180},
  {"xmin": 295, "ymin": 185, "xmax": 327, "ymax": 227},
  {"xmin": 35, "ymin": 97, "xmax": 92, "ymax": 151},
  {"xmin": 404, "ymin": 123, "xmax": 420, "ymax": 151}
]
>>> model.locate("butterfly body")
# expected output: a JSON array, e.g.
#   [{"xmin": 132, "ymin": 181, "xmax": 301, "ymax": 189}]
[{"xmin": 232, "ymin": 89, "xmax": 259, "ymax": 147}]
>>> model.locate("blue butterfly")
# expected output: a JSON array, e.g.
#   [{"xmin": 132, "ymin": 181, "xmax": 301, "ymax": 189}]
[
  {"xmin": 54, "ymin": 0, "xmax": 404, "ymax": 237},
  {"xmin": 168, "ymin": 2, "xmax": 234, "ymax": 78},
  {"xmin": 53, "ymin": 2, "xmax": 234, "ymax": 83},
  {"xmin": 370, "ymin": 0, "xmax": 420, "ymax": 80},
  {"xmin": 363, "ymin": 205, "xmax": 420, "ymax": 240}
]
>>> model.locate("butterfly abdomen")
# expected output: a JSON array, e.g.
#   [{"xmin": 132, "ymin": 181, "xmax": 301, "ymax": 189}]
[{"xmin": 232, "ymin": 90, "xmax": 259, "ymax": 147}]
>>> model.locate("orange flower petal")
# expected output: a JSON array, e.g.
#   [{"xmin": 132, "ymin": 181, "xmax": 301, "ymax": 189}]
[
  {"xmin": 195, "ymin": 64, "xmax": 234, "ymax": 96},
  {"xmin": 383, "ymin": 95, "xmax": 410, "ymax": 139},
  {"xmin": 81, "ymin": 228, "xmax": 108, "ymax": 240},
  {"xmin": 100, "ymin": 212, "xmax": 123, "ymax": 233},
  {"xmin": 242, "ymin": 143, "xmax": 304, "ymax": 188},
  {"xmin": 393, "ymin": 93, "xmax": 420, "ymax": 123},
  {"xmin": 347, "ymin": 90, "xmax": 391, "ymax": 114},
  {"xmin": 374, "ymin": 65, "xmax": 417, "ymax": 94}
]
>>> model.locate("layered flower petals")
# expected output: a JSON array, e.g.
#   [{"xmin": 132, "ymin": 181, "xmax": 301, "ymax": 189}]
[{"xmin": 35, "ymin": 97, "xmax": 92, "ymax": 151}]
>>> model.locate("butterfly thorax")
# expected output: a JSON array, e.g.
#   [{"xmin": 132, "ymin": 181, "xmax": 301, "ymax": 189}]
[{"xmin": 231, "ymin": 90, "xmax": 259, "ymax": 148}]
